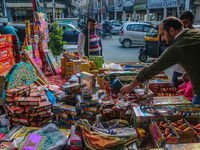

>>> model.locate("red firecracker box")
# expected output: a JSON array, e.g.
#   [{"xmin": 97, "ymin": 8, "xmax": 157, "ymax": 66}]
[{"xmin": 0, "ymin": 34, "xmax": 13, "ymax": 48}]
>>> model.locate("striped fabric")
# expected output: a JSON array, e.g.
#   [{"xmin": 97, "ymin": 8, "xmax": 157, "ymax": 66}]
[{"xmin": 89, "ymin": 33, "xmax": 101, "ymax": 56}]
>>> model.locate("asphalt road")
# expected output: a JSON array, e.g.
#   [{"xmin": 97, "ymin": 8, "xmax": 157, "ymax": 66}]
[
  {"xmin": 102, "ymin": 35, "xmax": 146, "ymax": 63},
  {"xmin": 63, "ymin": 34, "xmax": 174, "ymax": 80}
]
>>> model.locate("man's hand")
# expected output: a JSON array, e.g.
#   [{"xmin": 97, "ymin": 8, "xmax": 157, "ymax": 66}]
[
  {"xmin": 120, "ymin": 84, "xmax": 134, "ymax": 94},
  {"xmin": 120, "ymin": 78, "xmax": 141, "ymax": 94}
]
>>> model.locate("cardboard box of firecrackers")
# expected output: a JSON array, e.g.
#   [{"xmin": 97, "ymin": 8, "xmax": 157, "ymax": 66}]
[
  {"xmin": 134, "ymin": 89, "xmax": 154, "ymax": 101},
  {"xmin": 54, "ymin": 82, "xmax": 102, "ymax": 127},
  {"xmin": 149, "ymin": 117, "xmax": 180, "ymax": 148},
  {"xmin": 4, "ymin": 84, "xmax": 54, "ymax": 127},
  {"xmin": 167, "ymin": 117, "xmax": 196, "ymax": 143},
  {"xmin": 149, "ymin": 80, "xmax": 174, "ymax": 96}
]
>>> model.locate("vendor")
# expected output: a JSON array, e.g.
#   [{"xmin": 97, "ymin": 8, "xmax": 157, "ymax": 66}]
[
  {"xmin": 2, "ymin": 22, "xmax": 21, "ymax": 49},
  {"xmin": 121, "ymin": 17, "xmax": 200, "ymax": 105},
  {"xmin": 78, "ymin": 18, "xmax": 103, "ymax": 57}
]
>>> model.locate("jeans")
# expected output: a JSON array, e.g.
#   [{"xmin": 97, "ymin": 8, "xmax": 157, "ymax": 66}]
[
  {"xmin": 172, "ymin": 71, "xmax": 183, "ymax": 90},
  {"xmin": 192, "ymin": 95, "xmax": 200, "ymax": 105}
]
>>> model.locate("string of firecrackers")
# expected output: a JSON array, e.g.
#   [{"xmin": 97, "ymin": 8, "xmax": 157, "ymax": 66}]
[{"xmin": 22, "ymin": 48, "xmax": 49, "ymax": 85}]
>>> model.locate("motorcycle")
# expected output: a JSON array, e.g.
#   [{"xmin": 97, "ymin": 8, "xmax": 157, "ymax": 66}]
[{"xmin": 100, "ymin": 27, "xmax": 112, "ymax": 39}]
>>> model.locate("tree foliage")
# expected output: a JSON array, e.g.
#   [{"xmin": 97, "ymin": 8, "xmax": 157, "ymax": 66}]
[{"xmin": 48, "ymin": 21, "xmax": 67, "ymax": 56}]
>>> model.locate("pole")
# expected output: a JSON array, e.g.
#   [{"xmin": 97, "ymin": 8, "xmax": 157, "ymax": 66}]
[
  {"xmin": 53, "ymin": 0, "xmax": 55, "ymax": 22},
  {"xmin": 176, "ymin": 0, "xmax": 180, "ymax": 18},
  {"xmin": 3, "ymin": 0, "xmax": 7, "ymax": 17},
  {"xmin": 101, "ymin": 0, "xmax": 103, "ymax": 21},
  {"xmin": 32, "ymin": 0, "xmax": 37, "ymax": 19}
]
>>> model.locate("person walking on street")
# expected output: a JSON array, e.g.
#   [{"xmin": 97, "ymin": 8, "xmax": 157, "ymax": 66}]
[
  {"xmin": 78, "ymin": 18, "xmax": 102, "ymax": 57},
  {"xmin": 120, "ymin": 17, "xmax": 200, "ymax": 105},
  {"xmin": 2, "ymin": 22, "xmax": 21, "ymax": 49},
  {"xmin": 172, "ymin": 10, "xmax": 195, "ymax": 89}
]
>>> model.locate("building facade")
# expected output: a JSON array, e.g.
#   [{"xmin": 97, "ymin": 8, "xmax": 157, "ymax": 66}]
[
  {"xmin": 147, "ymin": 0, "xmax": 185, "ymax": 21},
  {"xmin": 78, "ymin": 0, "xmax": 200, "ymax": 23},
  {"xmin": 3, "ymin": 0, "xmax": 71, "ymax": 22}
]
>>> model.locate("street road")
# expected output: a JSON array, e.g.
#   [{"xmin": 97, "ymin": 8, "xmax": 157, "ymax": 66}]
[
  {"xmin": 102, "ymin": 35, "xmax": 142, "ymax": 63},
  {"xmin": 63, "ymin": 34, "xmax": 174, "ymax": 80}
]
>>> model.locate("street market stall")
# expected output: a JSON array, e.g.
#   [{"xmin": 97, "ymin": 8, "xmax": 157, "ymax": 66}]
[{"xmin": 1, "ymin": 1, "xmax": 200, "ymax": 150}]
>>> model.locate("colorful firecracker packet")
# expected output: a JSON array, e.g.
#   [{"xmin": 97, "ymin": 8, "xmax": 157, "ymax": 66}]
[
  {"xmin": 60, "ymin": 83, "xmax": 80, "ymax": 94},
  {"xmin": 18, "ymin": 133, "xmax": 46, "ymax": 150},
  {"xmin": 134, "ymin": 89, "xmax": 154, "ymax": 100}
]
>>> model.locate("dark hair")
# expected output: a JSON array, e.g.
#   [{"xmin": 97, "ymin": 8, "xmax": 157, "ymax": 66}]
[
  {"xmin": 180, "ymin": 10, "xmax": 194, "ymax": 21},
  {"xmin": 3, "ymin": 22, "xmax": 8, "ymax": 27},
  {"xmin": 161, "ymin": 17, "xmax": 183, "ymax": 32},
  {"xmin": 87, "ymin": 17, "xmax": 96, "ymax": 24}
]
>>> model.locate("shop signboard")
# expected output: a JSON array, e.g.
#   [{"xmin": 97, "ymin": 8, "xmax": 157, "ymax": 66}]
[
  {"xmin": 147, "ymin": 0, "xmax": 178, "ymax": 9},
  {"xmin": 93, "ymin": 9, "xmax": 98, "ymax": 14},
  {"xmin": 114, "ymin": 7, "xmax": 123, "ymax": 12},
  {"xmin": 123, "ymin": 6, "xmax": 133, "ymax": 11},
  {"xmin": 107, "ymin": 7, "xmax": 114, "ymax": 12}
]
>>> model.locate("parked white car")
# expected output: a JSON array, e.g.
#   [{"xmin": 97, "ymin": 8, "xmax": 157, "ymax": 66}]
[{"xmin": 119, "ymin": 22, "xmax": 151, "ymax": 48}]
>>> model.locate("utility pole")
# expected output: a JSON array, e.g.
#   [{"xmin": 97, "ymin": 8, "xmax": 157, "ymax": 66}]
[
  {"xmin": 101, "ymin": 0, "xmax": 103, "ymax": 21},
  {"xmin": 3, "ymin": 0, "xmax": 7, "ymax": 17},
  {"xmin": 52, "ymin": 0, "xmax": 55, "ymax": 22},
  {"xmin": 176, "ymin": 0, "xmax": 180, "ymax": 18}
]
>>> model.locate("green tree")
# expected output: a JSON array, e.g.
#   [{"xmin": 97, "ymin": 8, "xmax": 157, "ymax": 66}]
[{"xmin": 48, "ymin": 21, "xmax": 67, "ymax": 57}]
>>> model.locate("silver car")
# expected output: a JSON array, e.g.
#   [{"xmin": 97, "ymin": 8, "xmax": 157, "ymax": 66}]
[{"xmin": 119, "ymin": 22, "xmax": 151, "ymax": 48}]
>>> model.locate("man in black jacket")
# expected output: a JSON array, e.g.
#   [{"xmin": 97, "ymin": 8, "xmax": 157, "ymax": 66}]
[{"xmin": 78, "ymin": 18, "xmax": 102, "ymax": 57}]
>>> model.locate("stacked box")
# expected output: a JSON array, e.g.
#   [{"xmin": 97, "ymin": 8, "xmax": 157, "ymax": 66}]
[
  {"xmin": 149, "ymin": 79, "xmax": 174, "ymax": 96},
  {"xmin": 73, "ymin": 60, "xmax": 81, "ymax": 74},
  {"xmin": 81, "ymin": 72, "xmax": 96, "ymax": 94},
  {"xmin": 70, "ymin": 125, "xmax": 83, "ymax": 150},
  {"xmin": 66, "ymin": 62, "xmax": 74, "ymax": 79},
  {"xmin": 0, "ymin": 35, "xmax": 15, "ymax": 75},
  {"xmin": 61, "ymin": 83, "xmax": 81, "ymax": 94},
  {"xmin": 97, "ymin": 75, "xmax": 105, "ymax": 89},
  {"xmin": 4, "ymin": 85, "xmax": 53, "ymax": 127},
  {"xmin": 81, "ymin": 63, "xmax": 90, "ymax": 73},
  {"xmin": 89, "ymin": 61, "xmax": 96, "ymax": 70},
  {"xmin": 52, "ymin": 103, "xmax": 81, "ymax": 128}
]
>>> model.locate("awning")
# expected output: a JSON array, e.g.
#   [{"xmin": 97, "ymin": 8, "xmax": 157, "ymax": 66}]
[
  {"xmin": 134, "ymin": 4, "xmax": 147, "ymax": 10},
  {"xmin": 6, "ymin": 3, "xmax": 65, "ymax": 9},
  {"xmin": 6, "ymin": 3, "xmax": 44, "ymax": 8}
]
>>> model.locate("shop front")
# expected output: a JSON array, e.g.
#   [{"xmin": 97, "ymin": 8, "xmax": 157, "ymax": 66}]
[
  {"xmin": 123, "ymin": 6, "xmax": 133, "ymax": 21},
  {"xmin": 114, "ymin": 6, "xmax": 123, "ymax": 21},
  {"xmin": 107, "ymin": 6, "xmax": 114, "ymax": 20},
  {"xmin": 133, "ymin": 3, "xmax": 147, "ymax": 21},
  {"xmin": 147, "ymin": 0, "xmax": 183, "ymax": 21}
]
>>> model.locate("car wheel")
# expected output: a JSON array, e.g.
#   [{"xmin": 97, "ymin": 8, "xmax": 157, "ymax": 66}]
[
  {"xmin": 123, "ymin": 40, "xmax": 131, "ymax": 48},
  {"xmin": 139, "ymin": 53, "xmax": 148, "ymax": 62}
]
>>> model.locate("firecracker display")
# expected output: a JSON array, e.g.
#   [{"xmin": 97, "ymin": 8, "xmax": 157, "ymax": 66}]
[{"xmin": 0, "ymin": 0, "xmax": 200, "ymax": 149}]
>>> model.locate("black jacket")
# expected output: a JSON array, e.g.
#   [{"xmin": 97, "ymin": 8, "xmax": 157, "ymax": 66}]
[{"xmin": 81, "ymin": 27, "xmax": 103, "ymax": 57}]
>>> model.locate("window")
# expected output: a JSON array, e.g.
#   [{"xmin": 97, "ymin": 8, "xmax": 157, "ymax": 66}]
[
  {"xmin": 127, "ymin": 24, "xmax": 143, "ymax": 32},
  {"xmin": 146, "ymin": 27, "xmax": 158, "ymax": 38},
  {"xmin": 144, "ymin": 25, "xmax": 150, "ymax": 32}
]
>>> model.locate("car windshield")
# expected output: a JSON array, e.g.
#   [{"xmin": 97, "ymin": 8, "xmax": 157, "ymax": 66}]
[
  {"xmin": 146, "ymin": 27, "xmax": 158, "ymax": 37},
  {"xmin": 68, "ymin": 24, "xmax": 81, "ymax": 32}
]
